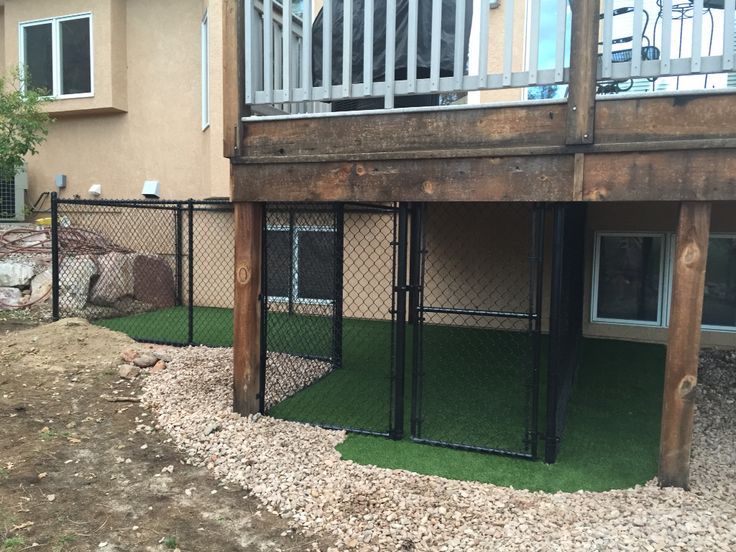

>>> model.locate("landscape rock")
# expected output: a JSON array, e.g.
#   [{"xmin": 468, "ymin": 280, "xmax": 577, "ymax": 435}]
[
  {"xmin": 118, "ymin": 365, "xmax": 141, "ymax": 380},
  {"xmin": 58, "ymin": 257, "xmax": 97, "ymax": 311},
  {"xmin": 143, "ymin": 348, "xmax": 736, "ymax": 552},
  {"xmin": 90, "ymin": 253, "xmax": 135, "ymax": 306},
  {"xmin": 0, "ymin": 287, "xmax": 24, "ymax": 307},
  {"xmin": 132, "ymin": 354, "xmax": 158, "ymax": 368},
  {"xmin": 29, "ymin": 269, "xmax": 52, "ymax": 303},
  {"xmin": 151, "ymin": 351, "xmax": 172, "ymax": 363},
  {"xmin": 121, "ymin": 349, "xmax": 139, "ymax": 363},
  {"xmin": 150, "ymin": 360, "xmax": 167, "ymax": 374},
  {"xmin": 132, "ymin": 255, "xmax": 175, "ymax": 308},
  {"xmin": 0, "ymin": 262, "xmax": 35, "ymax": 287}
]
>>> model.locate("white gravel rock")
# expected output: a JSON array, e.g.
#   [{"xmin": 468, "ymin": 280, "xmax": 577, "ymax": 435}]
[{"xmin": 143, "ymin": 347, "xmax": 736, "ymax": 551}]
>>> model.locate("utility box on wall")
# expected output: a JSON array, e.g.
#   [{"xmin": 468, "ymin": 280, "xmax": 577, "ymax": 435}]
[{"xmin": 0, "ymin": 166, "xmax": 28, "ymax": 222}]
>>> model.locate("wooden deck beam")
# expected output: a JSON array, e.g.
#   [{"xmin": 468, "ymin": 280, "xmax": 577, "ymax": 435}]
[
  {"xmin": 231, "ymin": 147, "xmax": 736, "ymax": 203},
  {"xmin": 658, "ymin": 202, "xmax": 711, "ymax": 489},
  {"xmin": 233, "ymin": 201, "xmax": 263, "ymax": 415}
]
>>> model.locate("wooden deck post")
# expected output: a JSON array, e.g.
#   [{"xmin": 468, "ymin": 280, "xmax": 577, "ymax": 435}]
[
  {"xmin": 658, "ymin": 202, "xmax": 711, "ymax": 489},
  {"xmin": 566, "ymin": 0, "xmax": 600, "ymax": 145},
  {"xmin": 233, "ymin": 201, "xmax": 263, "ymax": 415}
]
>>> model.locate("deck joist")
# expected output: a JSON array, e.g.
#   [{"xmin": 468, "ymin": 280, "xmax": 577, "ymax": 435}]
[{"xmin": 230, "ymin": 92, "xmax": 736, "ymax": 203}]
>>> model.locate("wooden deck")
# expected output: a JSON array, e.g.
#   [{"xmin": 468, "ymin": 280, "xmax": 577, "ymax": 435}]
[{"xmin": 230, "ymin": 91, "xmax": 736, "ymax": 203}]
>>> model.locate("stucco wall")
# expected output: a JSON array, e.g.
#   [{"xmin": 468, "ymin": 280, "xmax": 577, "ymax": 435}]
[
  {"xmin": 583, "ymin": 202, "xmax": 736, "ymax": 348},
  {"xmin": 1, "ymin": 0, "xmax": 229, "ymax": 205}
]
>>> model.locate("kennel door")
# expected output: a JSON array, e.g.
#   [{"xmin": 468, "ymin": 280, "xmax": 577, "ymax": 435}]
[{"xmin": 410, "ymin": 203, "xmax": 544, "ymax": 459}]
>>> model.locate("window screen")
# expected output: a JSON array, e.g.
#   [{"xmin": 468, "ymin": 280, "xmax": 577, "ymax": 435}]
[
  {"xmin": 23, "ymin": 23, "xmax": 53, "ymax": 93},
  {"xmin": 703, "ymin": 236, "xmax": 736, "ymax": 328},
  {"xmin": 60, "ymin": 18, "xmax": 92, "ymax": 95},
  {"xmin": 297, "ymin": 230, "xmax": 335, "ymax": 301},
  {"xmin": 596, "ymin": 235, "xmax": 663, "ymax": 323},
  {"xmin": 266, "ymin": 230, "xmax": 291, "ymax": 298}
]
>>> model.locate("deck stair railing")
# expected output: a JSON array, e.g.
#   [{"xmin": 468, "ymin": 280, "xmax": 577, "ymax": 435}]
[{"xmin": 244, "ymin": 0, "xmax": 736, "ymax": 117}]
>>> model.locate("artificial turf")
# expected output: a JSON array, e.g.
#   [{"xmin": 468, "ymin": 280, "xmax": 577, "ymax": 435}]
[{"xmin": 95, "ymin": 306, "xmax": 665, "ymax": 492}]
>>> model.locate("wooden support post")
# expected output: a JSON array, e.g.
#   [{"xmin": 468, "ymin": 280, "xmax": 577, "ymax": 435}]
[
  {"xmin": 223, "ymin": 0, "xmax": 245, "ymax": 158},
  {"xmin": 658, "ymin": 202, "xmax": 711, "ymax": 489},
  {"xmin": 566, "ymin": 0, "xmax": 600, "ymax": 145},
  {"xmin": 233, "ymin": 202, "xmax": 263, "ymax": 415}
]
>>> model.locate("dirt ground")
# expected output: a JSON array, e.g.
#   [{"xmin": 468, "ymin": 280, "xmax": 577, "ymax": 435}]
[{"xmin": 0, "ymin": 318, "xmax": 330, "ymax": 552}]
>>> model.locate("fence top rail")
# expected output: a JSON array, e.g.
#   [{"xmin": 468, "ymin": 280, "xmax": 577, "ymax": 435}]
[{"xmin": 53, "ymin": 197, "xmax": 232, "ymax": 208}]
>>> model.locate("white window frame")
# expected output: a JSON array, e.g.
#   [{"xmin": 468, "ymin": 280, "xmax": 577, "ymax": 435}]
[
  {"xmin": 19, "ymin": 13, "xmax": 94, "ymax": 99},
  {"xmin": 591, "ymin": 231, "xmax": 668, "ymax": 327},
  {"xmin": 266, "ymin": 224, "xmax": 336, "ymax": 305},
  {"xmin": 201, "ymin": 10, "xmax": 210, "ymax": 130},
  {"xmin": 665, "ymin": 233, "xmax": 736, "ymax": 333}
]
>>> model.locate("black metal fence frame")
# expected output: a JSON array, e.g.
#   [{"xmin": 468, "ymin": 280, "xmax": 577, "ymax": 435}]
[{"xmin": 50, "ymin": 193, "xmax": 232, "ymax": 347}]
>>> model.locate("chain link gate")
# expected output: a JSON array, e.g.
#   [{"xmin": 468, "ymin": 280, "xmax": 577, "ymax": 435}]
[
  {"xmin": 410, "ymin": 202, "xmax": 545, "ymax": 459},
  {"xmin": 260, "ymin": 203, "xmax": 406, "ymax": 438}
]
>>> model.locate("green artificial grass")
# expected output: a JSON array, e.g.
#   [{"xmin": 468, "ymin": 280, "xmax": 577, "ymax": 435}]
[
  {"xmin": 337, "ymin": 338, "xmax": 664, "ymax": 492},
  {"xmin": 95, "ymin": 306, "xmax": 234, "ymax": 346},
  {"xmin": 96, "ymin": 307, "xmax": 665, "ymax": 492}
]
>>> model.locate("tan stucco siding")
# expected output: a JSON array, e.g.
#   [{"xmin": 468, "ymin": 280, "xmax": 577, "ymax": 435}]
[
  {"xmin": 583, "ymin": 202, "xmax": 736, "ymax": 348},
  {"xmin": 1, "ymin": 0, "xmax": 229, "ymax": 204}
]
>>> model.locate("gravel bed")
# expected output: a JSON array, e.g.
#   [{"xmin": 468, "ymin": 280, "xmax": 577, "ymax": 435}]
[
  {"xmin": 264, "ymin": 351, "xmax": 333, "ymax": 410},
  {"xmin": 143, "ymin": 347, "xmax": 736, "ymax": 551}
]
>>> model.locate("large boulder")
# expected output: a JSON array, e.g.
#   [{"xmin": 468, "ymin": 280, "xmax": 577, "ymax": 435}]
[
  {"xmin": 90, "ymin": 252, "xmax": 135, "ymax": 306},
  {"xmin": 133, "ymin": 255, "xmax": 175, "ymax": 308},
  {"xmin": 0, "ymin": 262, "xmax": 35, "ymax": 287},
  {"xmin": 0, "ymin": 287, "xmax": 24, "ymax": 308},
  {"xmin": 30, "ymin": 269, "xmax": 53, "ymax": 303},
  {"xmin": 58, "ymin": 257, "xmax": 97, "ymax": 311}
]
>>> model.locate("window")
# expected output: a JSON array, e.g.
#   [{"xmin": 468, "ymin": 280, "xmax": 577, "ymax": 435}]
[
  {"xmin": 201, "ymin": 11, "xmax": 210, "ymax": 129},
  {"xmin": 20, "ymin": 14, "xmax": 93, "ymax": 98},
  {"xmin": 266, "ymin": 226, "xmax": 336, "ymax": 303},
  {"xmin": 699, "ymin": 235, "xmax": 736, "ymax": 331},
  {"xmin": 592, "ymin": 232, "xmax": 736, "ymax": 332},
  {"xmin": 592, "ymin": 233, "xmax": 666, "ymax": 325}
]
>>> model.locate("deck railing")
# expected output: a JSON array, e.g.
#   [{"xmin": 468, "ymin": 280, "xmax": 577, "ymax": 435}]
[{"xmin": 243, "ymin": 0, "xmax": 736, "ymax": 117}]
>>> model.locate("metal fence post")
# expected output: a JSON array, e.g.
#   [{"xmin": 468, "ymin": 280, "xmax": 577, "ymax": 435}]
[
  {"xmin": 332, "ymin": 203, "xmax": 344, "ymax": 370},
  {"xmin": 175, "ymin": 203, "xmax": 184, "ymax": 306},
  {"xmin": 391, "ymin": 202, "xmax": 409, "ymax": 440},
  {"xmin": 258, "ymin": 203, "xmax": 269, "ymax": 414},
  {"xmin": 528, "ymin": 203, "xmax": 546, "ymax": 460},
  {"xmin": 187, "ymin": 199, "xmax": 195, "ymax": 345},
  {"xmin": 409, "ymin": 202, "xmax": 425, "ymax": 439},
  {"xmin": 50, "ymin": 192, "xmax": 60, "ymax": 321}
]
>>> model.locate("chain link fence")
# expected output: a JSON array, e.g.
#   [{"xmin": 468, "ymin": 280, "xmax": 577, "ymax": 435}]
[
  {"xmin": 411, "ymin": 203, "xmax": 545, "ymax": 458},
  {"xmin": 262, "ymin": 203, "xmax": 401, "ymax": 437},
  {"xmin": 51, "ymin": 196, "xmax": 234, "ymax": 346},
  {"xmin": 50, "ymin": 196, "xmax": 583, "ymax": 463}
]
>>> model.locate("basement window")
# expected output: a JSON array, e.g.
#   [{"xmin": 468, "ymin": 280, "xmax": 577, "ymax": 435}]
[
  {"xmin": 593, "ymin": 232, "xmax": 736, "ymax": 332},
  {"xmin": 266, "ymin": 226, "xmax": 336, "ymax": 303},
  {"xmin": 20, "ymin": 14, "xmax": 93, "ymax": 98},
  {"xmin": 676, "ymin": 234, "xmax": 736, "ymax": 332},
  {"xmin": 591, "ymin": 233, "xmax": 667, "ymax": 326}
]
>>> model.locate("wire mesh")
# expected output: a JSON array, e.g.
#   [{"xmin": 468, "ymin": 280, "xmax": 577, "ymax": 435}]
[
  {"xmin": 263, "ymin": 203, "xmax": 398, "ymax": 436},
  {"xmin": 51, "ymin": 198, "xmax": 233, "ymax": 347},
  {"xmin": 545, "ymin": 203, "xmax": 587, "ymax": 463},
  {"xmin": 412, "ymin": 202, "xmax": 543, "ymax": 458}
]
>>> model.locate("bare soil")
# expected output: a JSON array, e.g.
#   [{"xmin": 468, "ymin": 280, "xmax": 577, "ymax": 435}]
[{"xmin": 0, "ymin": 318, "xmax": 329, "ymax": 552}]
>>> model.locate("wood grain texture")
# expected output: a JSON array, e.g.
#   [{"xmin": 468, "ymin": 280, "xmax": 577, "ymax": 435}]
[
  {"xmin": 222, "ymin": 0, "xmax": 245, "ymax": 158},
  {"xmin": 231, "ymin": 156, "xmax": 576, "ymax": 202},
  {"xmin": 241, "ymin": 102, "xmax": 568, "ymax": 158},
  {"xmin": 233, "ymin": 202, "xmax": 262, "ymax": 415},
  {"xmin": 595, "ymin": 93, "xmax": 736, "ymax": 144},
  {"xmin": 583, "ymin": 150, "xmax": 736, "ymax": 201},
  {"xmin": 658, "ymin": 202, "xmax": 711, "ymax": 489},
  {"xmin": 565, "ymin": 1, "xmax": 600, "ymax": 145}
]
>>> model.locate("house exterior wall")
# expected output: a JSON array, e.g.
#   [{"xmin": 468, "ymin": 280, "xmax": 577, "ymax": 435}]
[
  {"xmin": 583, "ymin": 202, "xmax": 736, "ymax": 348},
  {"xmin": 1, "ymin": 0, "xmax": 229, "ymax": 205}
]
